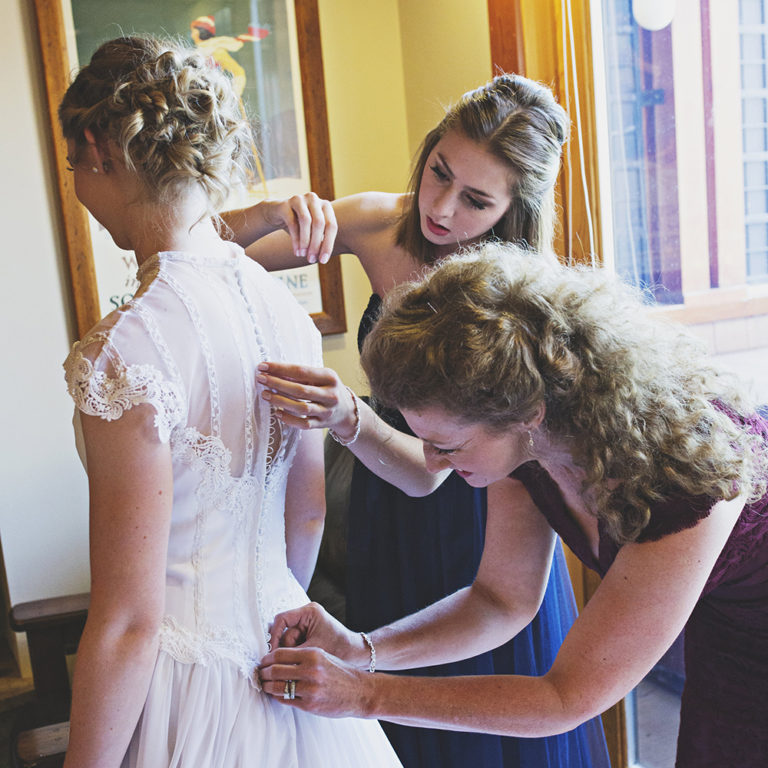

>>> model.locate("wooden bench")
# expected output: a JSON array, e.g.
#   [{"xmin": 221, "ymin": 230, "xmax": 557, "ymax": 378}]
[
  {"xmin": 9, "ymin": 593, "xmax": 89, "ymax": 768},
  {"xmin": 12, "ymin": 722, "xmax": 70, "ymax": 768}
]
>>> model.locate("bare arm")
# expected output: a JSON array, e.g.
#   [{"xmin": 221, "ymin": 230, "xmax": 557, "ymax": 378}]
[
  {"xmin": 242, "ymin": 192, "xmax": 407, "ymax": 277},
  {"xmin": 63, "ymin": 407, "xmax": 173, "ymax": 768},
  {"xmin": 258, "ymin": 362, "xmax": 450, "ymax": 496},
  {"xmin": 356, "ymin": 477, "xmax": 556, "ymax": 669},
  {"xmin": 284, "ymin": 428, "xmax": 326, "ymax": 590},
  {"xmin": 260, "ymin": 494, "xmax": 743, "ymax": 737},
  {"xmin": 264, "ymin": 478, "xmax": 553, "ymax": 663},
  {"xmin": 220, "ymin": 193, "xmax": 337, "ymax": 267}
]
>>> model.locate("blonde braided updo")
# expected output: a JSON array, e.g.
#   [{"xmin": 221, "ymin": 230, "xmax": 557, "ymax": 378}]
[{"xmin": 59, "ymin": 35, "xmax": 252, "ymax": 212}]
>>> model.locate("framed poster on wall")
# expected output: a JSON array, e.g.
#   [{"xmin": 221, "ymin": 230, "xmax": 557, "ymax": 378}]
[{"xmin": 33, "ymin": 0, "xmax": 345, "ymax": 337}]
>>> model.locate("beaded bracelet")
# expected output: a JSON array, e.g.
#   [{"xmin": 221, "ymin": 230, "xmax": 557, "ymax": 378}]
[
  {"xmin": 360, "ymin": 631, "xmax": 376, "ymax": 673},
  {"xmin": 328, "ymin": 386, "xmax": 361, "ymax": 446}
]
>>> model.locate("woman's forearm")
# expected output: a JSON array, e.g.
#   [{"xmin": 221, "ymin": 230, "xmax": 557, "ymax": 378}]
[
  {"xmin": 221, "ymin": 203, "xmax": 280, "ymax": 247},
  {"xmin": 284, "ymin": 430, "xmax": 326, "ymax": 590},
  {"xmin": 63, "ymin": 621, "xmax": 160, "ymax": 767},
  {"xmin": 222, "ymin": 193, "xmax": 338, "ymax": 267},
  {"xmin": 256, "ymin": 362, "xmax": 449, "ymax": 494},
  {"xmin": 346, "ymin": 583, "xmax": 537, "ymax": 672},
  {"xmin": 260, "ymin": 647, "xmax": 594, "ymax": 737},
  {"xmin": 363, "ymin": 671, "xmax": 586, "ymax": 738},
  {"xmin": 345, "ymin": 399, "xmax": 449, "ymax": 496}
]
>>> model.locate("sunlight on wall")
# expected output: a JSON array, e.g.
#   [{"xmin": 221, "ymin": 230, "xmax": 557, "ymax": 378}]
[{"xmin": 318, "ymin": 0, "xmax": 491, "ymax": 387}]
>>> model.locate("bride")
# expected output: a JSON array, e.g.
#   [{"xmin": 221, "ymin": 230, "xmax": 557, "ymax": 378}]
[{"xmin": 58, "ymin": 35, "xmax": 400, "ymax": 768}]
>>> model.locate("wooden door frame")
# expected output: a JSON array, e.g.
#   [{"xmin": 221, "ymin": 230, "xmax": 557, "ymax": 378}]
[{"xmin": 487, "ymin": 2, "xmax": 625, "ymax": 766}]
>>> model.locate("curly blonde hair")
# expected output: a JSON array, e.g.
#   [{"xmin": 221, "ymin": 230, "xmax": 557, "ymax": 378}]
[
  {"xmin": 362, "ymin": 242, "xmax": 768, "ymax": 543},
  {"xmin": 396, "ymin": 73, "xmax": 569, "ymax": 264},
  {"xmin": 59, "ymin": 36, "xmax": 252, "ymax": 213}
]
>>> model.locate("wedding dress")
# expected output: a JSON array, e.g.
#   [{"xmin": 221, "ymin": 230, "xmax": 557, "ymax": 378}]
[{"xmin": 64, "ymin": 243, "xmax": 402, "ymax": 768}]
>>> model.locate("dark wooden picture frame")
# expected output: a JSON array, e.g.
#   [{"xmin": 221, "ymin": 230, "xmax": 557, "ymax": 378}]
[{"xmin": 33, "ymin": 0, "xmax": 346, "ymax": 338}]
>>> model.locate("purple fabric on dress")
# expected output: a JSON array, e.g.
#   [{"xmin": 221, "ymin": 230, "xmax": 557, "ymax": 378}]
[{"xmin": 511, "ymin": 409, "xmax": 768, "ymax": 768}]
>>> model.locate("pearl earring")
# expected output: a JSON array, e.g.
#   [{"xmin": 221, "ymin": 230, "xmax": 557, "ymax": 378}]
[{"xmin": 91, "ymin": 166, "xmax": 99, "ymax": 174}]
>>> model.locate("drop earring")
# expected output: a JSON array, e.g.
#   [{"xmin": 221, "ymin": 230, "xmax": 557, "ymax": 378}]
[{"xmin": 527, "ymin": 430, "xmax": 534, "ymax": 450}]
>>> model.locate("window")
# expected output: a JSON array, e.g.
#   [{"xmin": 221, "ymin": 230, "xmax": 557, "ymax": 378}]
[
  {"xmin": 490, "ymin": 3, "xmax": 768, "ymax": 765},
  {"xmin": 595, "ymin": 2, "xmax": 768, "ymax": 765},
  {"xmin": 602, "ymin": 0, "xmax": 682, "ymax": 302},
  {"xmin": 592, "ymin": 0, "xmax": 768, "ymax": 362},
  {"xmin": 742, "ymin": 0, "xmax": 768, "ymax": 282}
]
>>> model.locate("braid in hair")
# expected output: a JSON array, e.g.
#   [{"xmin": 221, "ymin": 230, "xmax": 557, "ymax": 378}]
[{"xmin": 59, "ymin": 36, "xmax": 252, "ymax": 212}]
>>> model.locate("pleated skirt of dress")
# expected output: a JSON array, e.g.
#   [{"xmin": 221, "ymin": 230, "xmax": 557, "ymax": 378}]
[{"xmin": 122, "ymin": 651, "xmax": 403, "ymax": 768}]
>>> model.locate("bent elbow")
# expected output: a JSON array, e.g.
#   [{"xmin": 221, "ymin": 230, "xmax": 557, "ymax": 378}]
[
  {"xmin": 403, "ymin": 483, "xmax": 436, "ymax": 498},
  {"xmin": 540, "ymin": 673, "xmax": 612, "ymax": 736},
  {"xmin": 88, "ymin": 592, "xmax": 165, "ymax": 639},
  {"xmin": 304, "ymin": 514, "xmax": 326, "ymax": 538},
  {"xmin": 303, "ymin": 501, "xmax": 327, "ymax": 528},
  {"xmin": 518, "ymin": 601, "xmax": 541, "ymax": 630},
  {"xmin": 403, "ymin": 470, "xmax": 451, "ymax": 498}
]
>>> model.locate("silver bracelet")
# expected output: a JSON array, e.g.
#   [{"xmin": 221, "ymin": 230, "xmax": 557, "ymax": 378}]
[
  {"xmin": 360, "ymin": 631, "xmax": 376, "ymax": 673},
  {"xmin": 329, "ymin": 386, "xmax": 361, "ymax": 446}
]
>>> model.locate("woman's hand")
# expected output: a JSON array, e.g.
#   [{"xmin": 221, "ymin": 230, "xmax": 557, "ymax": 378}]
[
  {"xmin": 258, "ymin": 647, "xmax": 375, "ymax": 718},
  {"xmin": 262, "ymin": 193, "xmax": 338, "ymax": 264},
  {"xmin": 267, "ymin": 601, "xmax": 362, "ymax": 661},
  {"xmin": 257, "ymin": 362, "xmax": 358, "ymax": 438},
  {"xmin": 257, "ymin": 361, "xmax": 450, "ymax": 496},
  {"xmin": 261, "ymin": 603, "xmax": 375, "ymax": 714}
]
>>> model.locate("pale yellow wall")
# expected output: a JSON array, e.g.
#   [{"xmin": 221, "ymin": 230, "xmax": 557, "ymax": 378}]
[
  {"xmin": 316, "ymin": 0, "xmax": 411, "ymax": 390},
  {"xmin": 319, "ymin": 0, "xmax": 492, "ymax": 389},
  {"xmin": 0, "ymin": 0, "xmax": 491, "ymax": 619},
  {"xmin": 1, "ymin": 1, "xmax": 91, "ymax": 609},
  {"xmin": 398, "ymin": 0, "xmax": 492, "ymax": 158}
]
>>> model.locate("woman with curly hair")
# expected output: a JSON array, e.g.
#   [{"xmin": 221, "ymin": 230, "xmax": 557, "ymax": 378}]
[
  {"xmin": 259, "ymin": 243, "xmax": 768, "ymax": 768},
  {"xmin": 58, "ymin": 36, "xmax": 401, "ymax": 767},
  {"xmin": 240, "ymin": 74, "xmax": 608, "ymax": 767}
]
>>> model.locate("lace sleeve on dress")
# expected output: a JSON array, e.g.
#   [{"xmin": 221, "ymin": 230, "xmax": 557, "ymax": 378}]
[{"xmin": 64, "ymin": 340, "xmax": 185, "ymax": 444}]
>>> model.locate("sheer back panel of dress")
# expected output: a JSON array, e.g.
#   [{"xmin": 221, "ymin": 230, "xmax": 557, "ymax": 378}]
[{"xmin": 65, "ymin": 244, "xmax": 323, "ymax": 674}]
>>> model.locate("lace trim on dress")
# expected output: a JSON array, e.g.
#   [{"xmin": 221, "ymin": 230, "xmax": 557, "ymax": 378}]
[
  {"xmin": 172, "ymin": 428, "xmax": 233, "ymax": 488},
  {"xmin": 158, "ymin": 616, "xmax": 262, "ymax": 687},
  {"xmin": 171, "ymin": 427, "xmax": 264, "ymax": 529},
  {"xmin": 64, "ymin": 347, "xmax": 184, "ymax": 443},
  {"xmin": 161, "ymin": 270, "xmax": 223, "ymax": 436},
  {"xmin": 130, "ymin": 300, "xmax": 185, "ymax": 398},
  {"xmin": 171, "ymin": 426, "xmax": 268, "ymax": 644}
]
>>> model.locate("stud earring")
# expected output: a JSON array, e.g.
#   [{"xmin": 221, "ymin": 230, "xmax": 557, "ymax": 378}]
[{"xmin": 91, "ymin": 166, "xmax": 99, "ymax": 174}]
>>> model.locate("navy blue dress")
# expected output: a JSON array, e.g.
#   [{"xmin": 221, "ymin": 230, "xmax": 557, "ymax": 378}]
[{"xmin": 346, "ymin": 295, "xmax": 610, "ymax": 768}]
